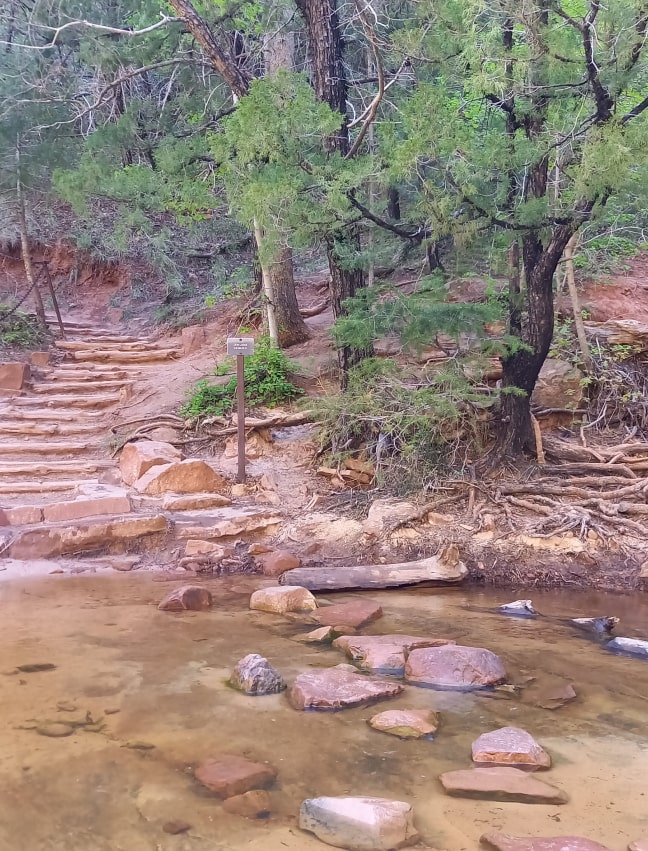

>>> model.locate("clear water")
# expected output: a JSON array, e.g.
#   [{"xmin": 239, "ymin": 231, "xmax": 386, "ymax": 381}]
[{"xmin": 1, "ymin": 574, "xmax": 647, "ymax": 851}]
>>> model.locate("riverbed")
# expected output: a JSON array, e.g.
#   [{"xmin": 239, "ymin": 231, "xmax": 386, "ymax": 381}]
[{"xmin": 1, "ymin": 574, "xmax": 647, "ymax": 851}]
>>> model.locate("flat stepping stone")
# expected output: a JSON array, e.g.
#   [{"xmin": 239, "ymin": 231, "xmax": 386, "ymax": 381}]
[
  {"xmin": 439, "ymin": 767, "xmax": 567, "ymax": 804},
  {"xmin": 289, "ymin": 667, "xmax": 403, "ymax": 711},
  {"xmin": 369, "ymin": 709, "xmax": 439, "ymax": 739},
  {"xmin": 334, "ymin": 634, "xmax": 452, "ymax": 675},
  {"xmin": 481, "ymin": 833, "xmax": 612, "ymax": 851},
  {"xmin": 314, "ymin": 600, "xmax": 383, "ymax": 629},
  {"xmin": 607, "ymin": 637, "xmax": 648, "ymax": 657},
  {"xmin": 250, "ymin": 586, "xmax": 317, "ymax": 614},
  {"xmin": 300, "ymin": 796, "xmax": 418, "ymax": 850},
  {"xmin": 406, "ymin": 644, "xmax": 506, "ymax": 689},
  {"xmin": 195, "ymin": 755, "xmax": 277, "ymax": 799},
  {"xmin": 472, "ymin": 726, "xmax": 551, "ymax": 770}
]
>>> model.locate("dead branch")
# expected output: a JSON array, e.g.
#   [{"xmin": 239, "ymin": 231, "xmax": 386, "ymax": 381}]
[
  {"xmin": 300, "ymin": 299, "xmax": 329, "ymax": 317},
  {"xmin": 198, "ymin": 410, "xmax": 314, "ymax": 437}
]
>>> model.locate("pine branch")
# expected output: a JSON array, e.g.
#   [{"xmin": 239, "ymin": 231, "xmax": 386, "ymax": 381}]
[{"xmin": 0, "ymin": 15, "xmax": 183, "ymax": 50}]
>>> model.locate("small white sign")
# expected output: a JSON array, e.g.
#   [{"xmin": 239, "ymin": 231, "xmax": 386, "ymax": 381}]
[{"xmin": 227, "ymin": 337, "xmax": 255, "ymax": 356}]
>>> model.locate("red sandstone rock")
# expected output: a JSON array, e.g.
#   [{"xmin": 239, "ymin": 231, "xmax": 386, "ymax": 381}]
[
  {"xmin": 194, "ymin": 755, "xmax": 277, "ymax": 798},
  {"xmin": 315, "ymin": 600, "xmax": 383, "ymax": 629},
  {"xmin": 481, "ymin": 833, "xmax": 612, "ymax": 851},
  {"xmin": 405, "ymin": 644, "xmax": 506, "ymax": 689},
  {"xmin": 43, "ymin": 491, "xmax": 131, "ymax": 523},
  {"xmin": 0, "ymin": 362, "xmax": 30, "ymax": 391},
  {"xmin": 369, "ymin": 709, "xmax": 440, "ymax": 738},
  {"xmin": 162, "ymin": 493, "xmax": 231, "ymax": 511},
  {"xmin": 439, "ymin": 767, "xmax": 567, "ymax": 804},
  {"xmin": 133, "ymin": 459, "xmax": 228, "ymax": 495},
  {"xmin": 158, "ymin": 585, "xmax": 213, "ymax": 612},
  {"xmin": 30, "ymin": 351, "xmax": 50, "ymax": 367},
  {"xmin": 472, "ymin": 726, "xmax": 551, "ymax": 770},
  {"xmin": 288, "ymin": 667, "xmax": 404, "ymax": 711},
  {"xmin": 334, "ymin": 634, "xmax": 452, "ymax": 674},
  {"xmin": 223, "ymin": 789, "xmax": 271, "ymax": 818},
  {"xmin": 119, "ymin": 440, "xmax": 182, "ymax": 485},
  {"xmin": 260, "ymin": 550, "xmax": 302, "ymax": 577}
]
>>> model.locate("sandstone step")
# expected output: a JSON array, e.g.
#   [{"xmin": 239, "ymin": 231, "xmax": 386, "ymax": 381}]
[
  {"xmin": 0, "ymin": 421, "xmax": 105, "ymax": 437},
  {"xmin": 56, "ymin": 340, "xmax": 164, "ymax": 352},
  {"xmin": 9, "ymin": 392, "xmax": 122, "ymax": 408},
  {"xmin": 31, "ymin": 380, "xmax": 135, "ymax": 394},
  {"xmin": 172, "ymin": 506, "xmax": 283, "ymax": 539},
  {"xmin": 48, "ymin": 365, "xmax": 144, "ymax": 379},
  {"xmin": 1, "ymin": 489, "xmax": 131, "ymax": 526},
  {"xmin": 0, "ymin": 440, "xmax": 97, "ymax": 456},
  {"xmin": 0, "ymin": 480, "xmax": 88, "ymax": 495},
  {"xmin": 67, "ymin": 349, "xmax": 180, "ymax": 364},
  {"xmin": 2, "ymin": 513, "xmax": 168, "ymax": 559},
  {"xmin": 0, "ymin": 460, "xmax": 113, "ymax": 477},
  {"xmin": 0, "ymin": 555, "xmax": 143, "ymax": 579},
  {"xmin": 0, "ymin": 408, "xmax": 105, "ymax": 422}
]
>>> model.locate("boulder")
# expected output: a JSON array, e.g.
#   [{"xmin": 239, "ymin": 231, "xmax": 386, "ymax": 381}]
[
  {"xmin": 229, "ymin": 654, "xmax": 286, "ymax": 695},
  {"xmin": 472, "ymin": 727, "xmax": 551, "ymax": 770},
  {"xmin": 607, "ymin": 637, "xmax": 648, "ymax": 656},
  {"xmin": 194, "ymin": 755, "xmax": 277, "ymax": 798},
  {"xmin": 498, "ymin": 600, "xmax": 538, "ymax": 617},
  {"xmin": 369, "ymin": 709, "xmax": 440, "ymax": 739},
  {"xmin": 162, "ymin": 493, "xmax": 232, "ymax": 511},
  {"xmin": 223, "ymin": 789, "xmax": 271, "ymax": 818},
  {"xmin": 133, "ymin": 459, "xmax": 228, "ymax": 495},
  {"xmin": 405, "ymin": 644, "xmax": 506, "ymax": 689},
  {"xmin": 260, "ymin": 550, "xmax": 301, "ymax": 577},
  {"xmin": 439, "ymin": 767, "xmax": 568, "ymax": 804},
  {"xmin": 176, "ymin": 506, "xmax": 281, "ymax": 539},
  {"xmin": 363, "ymin": 499, "xmax": 419, "ymax": 535},
  {"xmin": 0, "ymin": 362, "xmax": 30, "ymax": 391},
  {"xmin": 184, "ymin": 540, "xmax": 228, "ymax": 558},
  {"xmin": 334, "ymin": 634, "xmax": 452, "ymax": 676},
  {"xmin": 288, "ymin": 667, "xmax": 403, "ymax": 711},
  {"xmin": 570, "ymin": 616, "xmax": 618, "ymax": 634},
  {"xmin": 299, "ymin": 796, "xmax": 418, "ymax": 851},
  {"xmin": 119, "ymin": 440, "xmax": 182, "ymax": 486},
  {"xmin": 158, "ymin": 585, "xmax": 213, "ymax": 612},
  {"xmin": 30, "ymin": 351, "xmax": 50, "ymax": 367},
  {"xmin": 532, "ymin": 358, "xmax": 583, "ymax": 411},
  {"xmin": 249, "ymin": 586, "xmax": 317, "ymax": 614},
  {"xmin": 481, "ymin": 834, "xmax": 612, "ymax": 851},
  {"xmin": 315, "ymin": 600, "xmax": 383, "ymax": 630}
]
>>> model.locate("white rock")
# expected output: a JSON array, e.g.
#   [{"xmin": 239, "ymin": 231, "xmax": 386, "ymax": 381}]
[
  {"xmin": 249, "ymin": 586, "xmax": 317, "ymax": 614},
  {"xmin": 299, "ymin": 796, "xmax": 418, "ymax": 851},
  {"xmin": 498, "ymin": 600, "xmax": 537, "ymax": 617},
  {"xmin": 607, "ymin": 637, "xmax": 648, "ymax": 656}
]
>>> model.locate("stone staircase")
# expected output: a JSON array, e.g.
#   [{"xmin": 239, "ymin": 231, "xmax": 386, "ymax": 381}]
[{"xmin": 0, "ymin": 316, "xmax": 282, "ymax": 574}]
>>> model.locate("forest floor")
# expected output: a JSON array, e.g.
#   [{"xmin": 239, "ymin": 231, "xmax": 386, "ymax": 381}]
[{"xmin": 3, "ymin": 250, "xmax": 648, "ymax": 591}]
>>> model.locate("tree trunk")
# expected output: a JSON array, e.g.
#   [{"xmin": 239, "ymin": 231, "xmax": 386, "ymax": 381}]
[
  {"xmin": 564, "ymin": 233, "xmax": 594, "ymax": 372},
  {"xmin": 16, "ymin": 139, "xmax": 46, "ymax": 331},
  {"xmin": 296, "ymin": 0, "xmax": 371, "ymax": 379},
  {"xmin": 253, "ymin": 219, "xmax": 279, "ymax": 345},
  {"xmin": 387, "ymin": 187, "xmax": 401, "ymax": 220}
]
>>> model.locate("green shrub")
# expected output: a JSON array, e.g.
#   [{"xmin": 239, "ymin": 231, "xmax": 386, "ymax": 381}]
[
  {"xmin": 0, "ymin": 306, "xmax": 46, "ymax": 350},
  {"xmin": 180, "ymin": 336, "xmax": 302, "ymax": 419}
]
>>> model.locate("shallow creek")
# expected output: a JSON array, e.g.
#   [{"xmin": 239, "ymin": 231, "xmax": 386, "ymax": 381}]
[{"xmin": 1, "ymin": 574, "xmax": 647, "ymax": 851}]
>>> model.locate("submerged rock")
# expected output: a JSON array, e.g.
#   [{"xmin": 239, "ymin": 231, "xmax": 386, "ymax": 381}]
[
  {"xmin": 571, "ymin": 617, "xmax": 619, "ymax": 634},
  {"xmin": 607, "ymin": 637, "xmax": 648, "ymax": 657},
  {"xmin": 299, "ymin": 796, "xmax": 419, "ymax": 850},
  {"xmin": 498, "ymin": 600, "xmax": 538, "ymax": 617},
  {"xmin": 481, "ymin": 834, "xmax": 612, "ymax": 851},
  {"xmin": 314, "ymin": 600, "xmax": 383, "ymax": 630},
  {"xmin": 162, "ymin": 820, "xmax": 191, "ymax": 835},
  {"xmin": 288, "ymin": 667, "xmax": 403, "ymax": 711},
  {"xmin": 439, "ymin": 767, "xmax": 567, "ymax": 804},
  {"xmin": 471, "ymin": 726, "xmax": 551, "ymax": 770},
  {"xmin": 249, "ymin": 586, "xmax": 317, "ymax": 614},
  {"xmin": 533, "ymin": 682, "xmax": 577, "ymax": 710},
  {"xmin": 158, "ymin": 585, "xmax": 213, "ymax": 612},
  {"xmin": 628, "ymin": 840, "xmax": 648, "ymax": 851},
  {"xmin": 223, "ymin": 789, "xmax": 271, "ymax": 818},
  {"xmin": 405, "ymin": 644, "xmax": 506, "ymax": 689},
  {"xmin": 369, "ymin": 709, "xmax": 440, "ymax": 739},
  {"xmin": 334, "ymin": 634, "xmax": 451, "ymax": 675},
  {"xmin": 195, "ymin": 755, "xmax": 277, "ymax": 798},
  {"xmin": 36, "ymin": 722, "xmax": 74, "ymax": 738},
  {"xmin": 229, "ymin": 654, "xmax": 286, "ymax": 695}
]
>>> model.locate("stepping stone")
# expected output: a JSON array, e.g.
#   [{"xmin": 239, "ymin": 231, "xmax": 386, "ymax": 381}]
[
  {"xmin": 472, "ymin": 726, "xmax": 551, "ymax": 770},
  {"xmin": 439, "ymin": 767, "xmax": 568, "ymax": 804},
  {"xmin": 369, "ymin": 709, "xmax": 439, "ymax": 739},
  {"xmin": 481, "ymin": 833, "xmax": 612, "ymax": 851},
  {"xmin": 334, "ymin": 634, "xmax": 452, "ymax": 675},
  {"xmin": 250, "ymin": 586, "xmax": 317, "ymax": 614},
  {"xmin": 194, "ymin": 755, "xmax": 277, "ymax": 798},
  {"xmin": 158, "ymin": 585, "xmax": 213, "ymax": 612},
  {"xmin": 571, "ymin": 617, "xmax": 618, "ymax": 634},
  {"xmin": 288, "ymin": 667, "xmax": 403, "ymax": 711},
  {"xmin": 230, "ymin": 654, "xmax": 286, "ymax": 695},
  {"xmin": 299, "ymin": 796, "xmax": 418, "ymax": 850},
  {"xmin": 406, "ymin": 644, "xmax": 506, "ymax": 689},
  {"xmin": 607, "ymin": 637, "xmax": 648, "ymax": 657},
  {"xmin": 498, "ymin": 600, "xmax": 538, "ymax": 617},
  {"xmin": 314, "ymin": 600, "xmax": 383, "ymax": 629}
]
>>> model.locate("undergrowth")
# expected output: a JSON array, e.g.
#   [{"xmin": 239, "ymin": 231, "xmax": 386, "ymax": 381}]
[
  {"xmin": 0, "ymin": 306, "xmax": 46, "ymax": 350},
  {"xmin": 313, "ymin": 358, "xmax": 494, "ymax": 495},
  {"xmin": 180, "ymin": 336, "xmax": 302, "ymax": 418}
]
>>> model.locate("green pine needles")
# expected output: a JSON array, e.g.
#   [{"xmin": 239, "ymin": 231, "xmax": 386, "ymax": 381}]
[{"xmin": 180, "ymin": 337, "xmax": 302, "ymax": 419}]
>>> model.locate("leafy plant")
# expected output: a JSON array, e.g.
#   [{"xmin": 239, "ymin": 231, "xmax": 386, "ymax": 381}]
[
  {"xmin": 180, "ymin": 336, "xmax": 302, "ymax": 419},
  {"xmin": 0, "ymin": 306, "xmax": 46, "ymax": 350}
]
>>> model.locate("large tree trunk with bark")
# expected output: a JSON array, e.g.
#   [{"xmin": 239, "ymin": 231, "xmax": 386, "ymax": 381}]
[{"xmin": 296, "ymin": 0, "xmax": 371, "ymax": 379}]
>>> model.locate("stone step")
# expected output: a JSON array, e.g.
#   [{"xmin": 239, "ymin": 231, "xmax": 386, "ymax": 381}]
[
  {"xmin": 66, "ymin": 349, "xmax": 180, "ymax": 364},
  {"xmin": 31, "ymin": 379, "xmax": 134, "ymax": 395},
  {"xmin": 0, "ymin": 408, "xmax": 105, "ymax": 422},
  {"xmin": 0, "ymin": 480, "xmax": 88, "ymax": 495},
  {"xmin": 0, "ymin": 555, "xmax": 143, "ymax": 579},
  {"xmin": 9, "ymin": 392, "xmax": 121, "ymax": 408},
  {"xmin": 0, "ymin": 440, "xmax": 97, "ymax": 456},
  {"xmin": 0, "ymin": 460, "xmax": 114, "ymax": 477},
  {"xmin": 2, "ymin": 513, "xmax": 168, "ymax": 559},
  {"xmin": 48, "ymin": 365, "xmax": 144, "ymax": 379},
  {"xmin": 56, "ymin": 340, "xmax": 163, "ymax": 352},
  {"xmin": 0, "ymin": 421, "xmax": 105, "ymax": 437},
  {"xmin": 1, "ymin": 488, "xmax": 131, "ymax": 526},
  {"xmin": 172, "ymin": 506, "xmax": 283, "ymax": 539}
]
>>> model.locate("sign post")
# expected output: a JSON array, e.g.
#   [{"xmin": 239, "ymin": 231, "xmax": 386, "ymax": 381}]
[{"xmin": 226, "ymin": 337, "xmax": 255, "ymax": 483}]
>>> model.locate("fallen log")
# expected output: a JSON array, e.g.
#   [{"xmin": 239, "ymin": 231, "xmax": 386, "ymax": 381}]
[
  {"xmin": 199, "ymin": 410, "xmax": 314, "ymax": 436},
  {"xmin": 300, "ymin": 299, "xmax": 329, "ymax": 317},
  {"xmin": 279, "ymin": 547, "xmax": 467, "ymax": 591}
]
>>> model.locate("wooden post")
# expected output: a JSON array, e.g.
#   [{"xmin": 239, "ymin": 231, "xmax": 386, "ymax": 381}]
[{"xmin": 236, "ymin": 353, "xmax": 246, "ymax": 483}]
